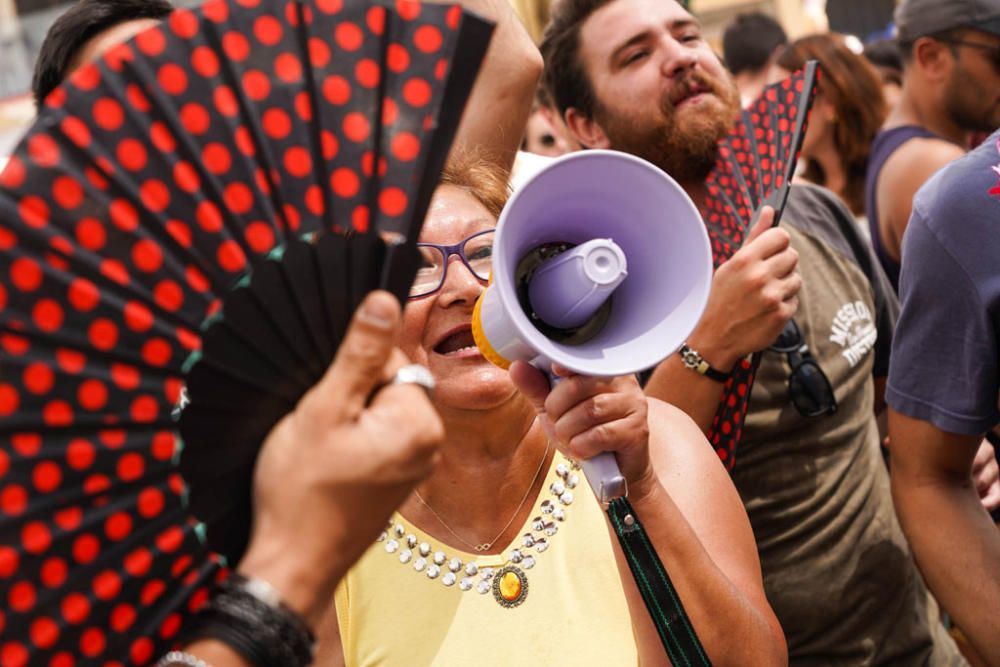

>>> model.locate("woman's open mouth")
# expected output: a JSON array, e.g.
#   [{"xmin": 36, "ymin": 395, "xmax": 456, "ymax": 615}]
[{"xmin": 433, "ymin": 326, "xmax": 482, "ymax": 358}]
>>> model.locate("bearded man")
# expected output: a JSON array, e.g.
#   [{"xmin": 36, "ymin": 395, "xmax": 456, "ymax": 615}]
[{"xmin": 541, "ymin": 0, "xmax": 964, "ymax": 663}]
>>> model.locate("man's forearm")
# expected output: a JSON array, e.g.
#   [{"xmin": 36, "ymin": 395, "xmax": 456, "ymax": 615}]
[
  {"xmin": 643, "ymin": 217, "xmax": 799, "ymax": 433},
  {"xmin": 891, "ymin": 474, "xmax": 1000, "ymax": 662},
  {"xmin": 889, "ymin": 410, "xmax": 1000, "ymax": 663},
  {"xmin": 445, "ymin": 0, "xmax": 541, "ymax": 170},
  {"xmin": 610, "ymin": 480, "xmax": 785, "ymax": 666},
  {"xmin": 644, "ymin": 355, "xmax": 727, "ymax": 433}
]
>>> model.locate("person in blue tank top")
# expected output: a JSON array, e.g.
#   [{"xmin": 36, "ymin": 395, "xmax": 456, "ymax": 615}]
[{"xmin": 864, "ymin": 0, "xmax": 1000, "ymax": 293}]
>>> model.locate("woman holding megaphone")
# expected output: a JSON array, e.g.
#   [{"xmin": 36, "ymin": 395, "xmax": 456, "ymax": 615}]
[{"xmin": 317, "ymin": 154, "xmax": 786, "ymax": 666}]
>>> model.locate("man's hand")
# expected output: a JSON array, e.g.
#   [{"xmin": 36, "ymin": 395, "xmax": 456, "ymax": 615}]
[
  {"xmin": 509, "ymin": 362, "xmax": 654, "ymax": 498},
  {"xmin": 238, "ymin": 291, "xmax": 444, "ymax": 628},
  {"xmin": 687, "ymin": 206, "xmax": 801, "ymax": 371},
  {"xmin": 973, "ymin": 438, "xmax": 1000, "ymax": 512}
]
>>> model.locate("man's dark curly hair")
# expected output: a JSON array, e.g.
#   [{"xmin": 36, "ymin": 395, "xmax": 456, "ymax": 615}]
[
  {"xmin": 32, "ymin": 0, "xmax": 173, "ymax": 109},
  {"xmin": 539, "ymin": 0, "xmax": 617, "ymax": 120}
]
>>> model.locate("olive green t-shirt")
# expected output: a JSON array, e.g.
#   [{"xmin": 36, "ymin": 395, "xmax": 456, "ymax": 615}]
[{"xmin": 732, "ymin": 185, "xmax": 963, "ymax": 666}]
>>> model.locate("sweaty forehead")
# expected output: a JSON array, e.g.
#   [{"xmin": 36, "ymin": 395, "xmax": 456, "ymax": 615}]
[
  {"xmin": 421, "ymin": 186, "xmax": 495, "ymax": 243},
  {"xmin": 579, "ymin": 0, "xmax": 693, "ymax": 66}
]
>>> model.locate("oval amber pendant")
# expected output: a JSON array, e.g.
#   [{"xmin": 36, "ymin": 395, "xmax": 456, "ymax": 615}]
[{"xmin": 492, "ymin": 565, "xmax": 528, "ymax": 608}]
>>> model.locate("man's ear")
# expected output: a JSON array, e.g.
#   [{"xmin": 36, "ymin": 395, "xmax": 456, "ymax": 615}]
[
  {"xmin": 564, "ymin": 107, "xmax": 611, "ymax": 149},
  {"xmin": 912, "ymin": 37, "xmax": 954, "ymax": 82}
]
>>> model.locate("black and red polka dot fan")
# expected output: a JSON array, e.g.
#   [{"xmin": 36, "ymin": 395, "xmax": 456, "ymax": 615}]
[
  {"xmin": 700, "ymin": 61, "xmax": 819, "ymax": 469},
  {"xmin": 0, "ymin": 0, "xmax": 493, "ymax": 662}
]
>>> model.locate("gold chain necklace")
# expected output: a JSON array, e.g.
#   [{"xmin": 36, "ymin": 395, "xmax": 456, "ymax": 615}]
[{"xmin": 413, "ymin": 441, "xmax": 552, "ymax": 552}]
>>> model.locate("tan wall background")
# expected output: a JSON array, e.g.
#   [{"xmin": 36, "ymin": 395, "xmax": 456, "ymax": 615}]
[{"xmin": 693, "ymin": 0, "xmax": 829, "ymax": 47}]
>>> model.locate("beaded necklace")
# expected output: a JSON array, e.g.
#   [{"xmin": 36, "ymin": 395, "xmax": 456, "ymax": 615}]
[{"xmin": 379, "ymin": 458, "xmax": 581, "ymax": 608}]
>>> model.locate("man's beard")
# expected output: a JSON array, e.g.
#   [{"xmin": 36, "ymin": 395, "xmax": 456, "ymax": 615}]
[
  {"xmin": 944, "ymin": 65, "xmax": 1000, "ymax": 133},
  {"xmin": 594, "ymin": 70, "xmax": 740, "ymax": 183}
]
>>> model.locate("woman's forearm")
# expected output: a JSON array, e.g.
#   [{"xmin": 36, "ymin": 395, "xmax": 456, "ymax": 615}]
[
  {"xmin": 609, "ymin": 480, "xmax": 786, "ymax": 666},
  {"xmin": 442, "ymin": 0, "xmax": 542, "ymax": 170}
]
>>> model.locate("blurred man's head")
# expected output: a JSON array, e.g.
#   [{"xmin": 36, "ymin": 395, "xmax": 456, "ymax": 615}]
[
  {"xmin": 32, "ymin": 0, "xmax": 173, "ymax": 109},
  {"xmin": 522, "ymin": 106, "xmax": 578, "ymax": 157},
  {"xmin": 522, "ymin": 87, "xmax": 581, "ymax": 157},
  {"xmin": 895, "ymin": 0, "xmax": 1000, "ymax": 132},
  {"xmin": 722, "ymin": 12, "xmax": 787, "ymax": 77},
  {"xmin": 863, "ymin": 39, "xmax": 904, "ymax": 110},
  {"xmin": 723, "ymin": 12, "xmax": 787, "ymax": 106},
  {"xmin": 541, "ymin": 0, "xmax": 739, "ymax": 183}
]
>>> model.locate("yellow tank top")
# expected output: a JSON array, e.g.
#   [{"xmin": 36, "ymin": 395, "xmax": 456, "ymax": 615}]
[{"xmin": 334, "ymin": 452, "xmax": 639, "ymax": 666}]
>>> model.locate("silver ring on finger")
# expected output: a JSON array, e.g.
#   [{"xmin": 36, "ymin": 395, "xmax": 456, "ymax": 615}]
[{"xmin": 389, "ymin": 363, "xmax": 435, "ymax": 397}]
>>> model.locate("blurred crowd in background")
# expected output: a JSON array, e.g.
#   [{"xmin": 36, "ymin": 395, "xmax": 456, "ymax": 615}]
[{"xmin": 0, "ymin": 0, "xmax": 893, "ymax": 168}]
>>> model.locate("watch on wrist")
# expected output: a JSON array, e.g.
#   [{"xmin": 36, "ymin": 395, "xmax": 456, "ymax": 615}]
[{"xmin": 678, "ymin": 344, "xmax": 730, "ymax": 382}]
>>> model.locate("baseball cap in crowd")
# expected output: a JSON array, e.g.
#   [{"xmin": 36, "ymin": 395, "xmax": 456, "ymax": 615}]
[{"xmin": 895, "ymin": 0, "xmax": 1000, "ymax": 41}]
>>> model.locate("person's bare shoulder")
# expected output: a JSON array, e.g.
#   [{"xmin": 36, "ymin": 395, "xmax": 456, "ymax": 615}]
[
  {"xmin": 887, "ymin": 137, "xmax": 965, "ymax": 179},
  {"xmin": 646, "ymin": 398, "xmax": 727, "ymax": 482},
  {"xmin": 645, "ymin": 398, "xmax": 763, "ymax": 587},
  {"xmin": 877, "ymin": 137, "xmax": 966, "ymax": 256}
]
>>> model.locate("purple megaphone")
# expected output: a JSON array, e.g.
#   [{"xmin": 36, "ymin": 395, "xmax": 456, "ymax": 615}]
[{"xmin": 472, "ymin": 150, "xmax": 712, "ymax": 504}]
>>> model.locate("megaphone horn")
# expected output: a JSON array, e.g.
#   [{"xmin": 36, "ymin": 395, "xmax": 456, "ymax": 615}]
[{"xmin": 471, "ymin": 150, "xmax": 713, "ymax": 504}]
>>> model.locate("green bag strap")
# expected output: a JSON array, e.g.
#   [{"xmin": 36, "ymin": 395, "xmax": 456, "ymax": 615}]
[{"xmin": 606, "ymin": 497, "xmax": 712, "ymax": 666}]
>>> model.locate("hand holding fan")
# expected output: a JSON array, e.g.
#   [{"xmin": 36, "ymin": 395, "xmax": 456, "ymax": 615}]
[
  {"xmin": 0, "ymin": 0, "xmax": 493, "ymax": 662},
  {"xmin": 699, "ymin": 62, "xmax": 820, "ymax": 467}
]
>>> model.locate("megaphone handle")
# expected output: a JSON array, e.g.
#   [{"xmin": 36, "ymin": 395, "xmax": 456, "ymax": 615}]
[
  {"xmin": 546, "ymin": 371, "xmax": 629, "ymax": 507},
  {"xmin": 578, "ymin": 452, "xmax": 628, "ymax": 507}
]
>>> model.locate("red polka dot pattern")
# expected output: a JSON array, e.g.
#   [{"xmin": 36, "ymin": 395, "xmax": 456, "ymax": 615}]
[
  {"xmin": 701, "ymin": 63, "xmax": 819, "ymax": 468},
  {"xmin": 0, "ymin": 0, "xmax": 490, "ymax": 661},
  {"xmin": 373, "ymin": 9, "xmax": 466, "ymax": 238}
]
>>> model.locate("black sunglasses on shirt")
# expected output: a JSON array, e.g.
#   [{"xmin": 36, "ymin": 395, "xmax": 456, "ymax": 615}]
[{"xmin": 769, "ymin": 318, "xmax": 837, "ymax": 418}]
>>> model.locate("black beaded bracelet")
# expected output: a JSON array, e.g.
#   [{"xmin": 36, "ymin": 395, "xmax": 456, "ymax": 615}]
[{"xmin": 186, "ymin": 573, "xmax": 315, "ymax": 667}]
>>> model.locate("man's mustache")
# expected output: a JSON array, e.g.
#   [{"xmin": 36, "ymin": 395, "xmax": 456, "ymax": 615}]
[{"xmin": 660, "ymin": 71, "xmax": 728, "ymax": 113}]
